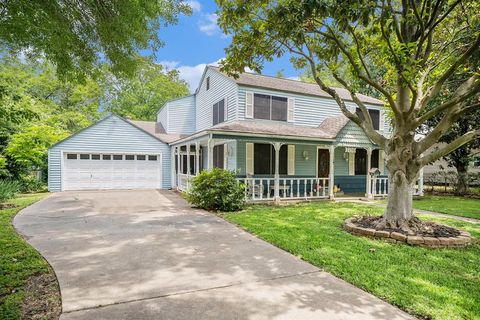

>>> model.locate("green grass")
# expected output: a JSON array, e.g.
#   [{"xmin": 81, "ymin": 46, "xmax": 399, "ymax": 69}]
[
  {"xmin": 0, "ymin": 193, "xmax": 49, "ymax": 319},
  {"xmin": 223, "ymin": 202, "xmax": 480, "ymax": 320},
  {"xmin": 413, "ymin": 195, "xmax": 480, "ymax": 220}
]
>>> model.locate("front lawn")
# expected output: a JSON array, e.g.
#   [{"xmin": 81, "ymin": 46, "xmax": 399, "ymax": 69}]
[
  {"xmin": 223, "ymin": 202, "xmax": 480, "ymax": 320},
  {"xmin": 0, "ymin": 193, "xmax": 60, "ymax": 320},
  {"xmin": 413, "ymin": 195, "xmax": 480, "ymax": 220}
]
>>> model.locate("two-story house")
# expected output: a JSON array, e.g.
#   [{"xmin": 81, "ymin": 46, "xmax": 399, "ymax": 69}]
[{"xmin": 48, "ymin": 66, "xmax": 424, "ymax": 201}]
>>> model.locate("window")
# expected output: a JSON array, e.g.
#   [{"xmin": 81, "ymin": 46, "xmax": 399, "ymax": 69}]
[
  {"xmin": 137, "ymin": 155, "xmax": 146, "ymax": 160},
  {"xmin": 125, "ymin": 155, "xmax": 135, "ymax": 160},
  {"xmin": 355, "ymin": 149, "xmax": 367, "ymax": 175},
  {"xmin": 253, "ymin": 94, "xmax": 288, "ymax": 121},
  {"xmin": 356, "ymin": 108, "xmax": 380, "ymax": 130},
  {"xmin": 213, "ymin": 145, "xmax": 224, "ymax": 169},
  {"xmin": 91, "ymin": 154, "xmax": 100, "ymax": 160},
  {"xmin": 113, "ymin": 155, "xmax": 123, "ymax": 160},
  {"xmin": 103, "ymin": 155, "xmax": 111, "ymax": 160},
  {"xmin": 212, "ymin": 99, "xmax": 225, "ymax": 125},
  {"xmin": 206, "ymin": 76, "xmax": 210, "ymax": 90},
  {"xmin": 80, "ymin": 154, "xmax": 90, "ymax": 160},
  {"xmin": 148, "ymin": 155, "xmax": 158, "ymax": 161},
  {"xmin": 253, "ymin": 144, "xmax": 287, "ymax": 175},
  {"xmin": 371, "ymin": 149, "xmax": 379, "ymax": 169},
  {"xmin": 66, "ymin": 154, "xmax": 77, "ymax": 160}
]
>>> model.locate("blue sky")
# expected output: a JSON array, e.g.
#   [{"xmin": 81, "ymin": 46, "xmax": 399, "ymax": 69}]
[{"xmin": 151, "ymin": 0, "xmax": 299, "ymax": 92}]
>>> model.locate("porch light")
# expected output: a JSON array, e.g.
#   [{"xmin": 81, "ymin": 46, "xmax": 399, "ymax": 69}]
[{"xmin": 302, "ymin": 150, "xmax": 309, "ymax": 160}]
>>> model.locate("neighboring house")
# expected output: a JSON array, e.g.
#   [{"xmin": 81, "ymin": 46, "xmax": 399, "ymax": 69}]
[{"xmin": 48, "ymin": 66, "xmax": 424, "ymax": 201}]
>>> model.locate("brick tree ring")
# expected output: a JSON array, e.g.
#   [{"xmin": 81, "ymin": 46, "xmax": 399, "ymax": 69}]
[{"xmin": 343, "ymin": 217, "xmax": 472, "ymax": 248}]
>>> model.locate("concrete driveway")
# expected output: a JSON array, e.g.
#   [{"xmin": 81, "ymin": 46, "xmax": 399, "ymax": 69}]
[{"xmin": 14, "ymin": 190, "xmax": 413, "ymax": 320}]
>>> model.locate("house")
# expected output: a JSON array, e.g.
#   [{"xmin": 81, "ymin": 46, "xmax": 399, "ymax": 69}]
[{"xmin": 48, "ymin": 66, "xmax": 424, "ymax": 201}]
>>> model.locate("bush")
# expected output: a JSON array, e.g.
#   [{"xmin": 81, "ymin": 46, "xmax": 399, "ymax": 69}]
[
  {"xmin": 18, "ymin": 174, "xmax": 47, "ymax": 193},
  {"xmin": 0, "ymin": 180, "xmax": 21, "ymax": 203},
  {"xmin": 186, "ymin": 168, "xmax": 245, "ymax": 211}
]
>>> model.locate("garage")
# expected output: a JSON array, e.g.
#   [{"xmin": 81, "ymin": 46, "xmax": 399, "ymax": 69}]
[
  {"xmin": 48, "ymin": 115, "xmax": 173, "ymax": 192},
  {"xmin": 63, "ymin": 153, "xmax": 162, "ymax": 190}
]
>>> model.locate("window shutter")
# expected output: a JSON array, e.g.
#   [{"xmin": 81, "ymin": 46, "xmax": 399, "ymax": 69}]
[
  {"xmin": 287, "ymin": 97, "xmax": 295, "ymax": 122},
  {"xmin": 224, "ymin": 97, "xmax": 228, "ymax": 121},
  {"xmin": 379, "ymin": 150, "xmax": 385, "ymax": 174},
  {"xmin": 246, "ymin": 143, "xmax": 254, "ymax": 175},
  {"xmin": 379, "ymin": 110, "xmax": 385, "ymax": 132},
  {"xmin": 348, "ymin": 151, "xmax": 355, "ymax": 176},
  {"xmin": 223, "ymin": 143, "xmax": 228, "ymax": 170},
  {"xmin": 287, "ymin": 145, "xmax": 295, "ymax": 175},
  {"xmin": 245, "ymin": 92, "xmax": 253, "ymax": 118}
]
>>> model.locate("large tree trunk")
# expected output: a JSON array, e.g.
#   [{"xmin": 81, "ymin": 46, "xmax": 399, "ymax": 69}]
[{"xmin": 455, "ymin": 165, "xmax": 469, "ymax": 195}]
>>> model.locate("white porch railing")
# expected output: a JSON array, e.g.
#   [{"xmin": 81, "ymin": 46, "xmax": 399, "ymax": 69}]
[
  {"xmin": 237, "ymin": 177, "xmax": 330, "ymax": 202},
  {"xmin": 177, "ymin": 173, "xmax": 194, "ymax": 191},
  {"xmin": 370, "ymin": 176, "xmax": 422, "ymax": 197}
]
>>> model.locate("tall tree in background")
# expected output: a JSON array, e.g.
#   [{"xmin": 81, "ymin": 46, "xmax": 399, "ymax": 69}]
[
  {"xmin": 217, "ymin": 0, "xmax": 480, "ymax": 230},
  {"xmin": 0, "ymin": 0, "xmax": 190, "ymax": 79},
  {"xmin": 101, "ymin": 57, "xmax": 189, "ymax": 121}
]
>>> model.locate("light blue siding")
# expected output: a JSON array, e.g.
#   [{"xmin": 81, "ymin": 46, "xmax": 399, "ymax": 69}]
[
  {"xmin": 335, "ymin": 121, "xmax": 375, "ymax": 148},
  {"xmin": 157, "ymin": 95, "xmax": 195, "ymax": 135},
  {"xmin": 48, "ymin": 115, "xmax": 171, "ymax": 191},
  {"xmin": 237, "ymin": 86, "xmax": 387, "ymax": 129},
  {"xmin": 196, "ymin": 67, "xmax": 238, "ymax": 131}
]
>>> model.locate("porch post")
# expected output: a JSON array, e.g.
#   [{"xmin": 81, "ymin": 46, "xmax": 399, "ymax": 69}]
[
  {"xmin": 273, "ymin": 142, "xmax": 281, "ymax": 204},
  {"xmin": 176, "ymin": 145, "xmax": 181, "ymax": 189},
  {"xmin": 207, "ymin": 138, "xmax": 214, "ymax": 170},
  {"xmin": 186, "ymin": 143, "xmax": 191, "ymax": 175},
  {"xmin": 366, "ymin": 148, "xmax": 373, "ymax": 199},
  {"xmin": 171, "ymin": 146, "xmax": 177, "ymax": 189},
  {"xmin": 329, "ymin": 145, "xmax": 335, "ymax": 199},
  {"xmin": 195, "ymin": 141, "xmax": 200, "ymax": 175}
]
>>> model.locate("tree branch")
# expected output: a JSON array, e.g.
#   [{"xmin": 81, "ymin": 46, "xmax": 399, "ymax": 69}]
[{"xmin": 421, "ymin": 129, "xmax": 480, "ymax": 165}]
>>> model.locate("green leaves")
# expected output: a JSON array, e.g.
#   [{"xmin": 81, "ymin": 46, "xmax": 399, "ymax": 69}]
[{"xmin": 0, "ymin": 0, "xmax": 190, "ymax": 80}]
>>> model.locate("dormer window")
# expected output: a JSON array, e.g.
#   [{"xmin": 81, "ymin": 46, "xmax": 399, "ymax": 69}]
[
  {"xmin": 356, "ymin": 108, "xmax": 380, "ymax": 130},
  {"xmin": 206, "ymin": 76, "xmax": 210, "ymax": 90}
]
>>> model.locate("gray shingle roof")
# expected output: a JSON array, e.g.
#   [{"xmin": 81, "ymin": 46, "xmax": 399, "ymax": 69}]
[
  {"xmin": 317, "ymin": 115, "xmax": 350, "ymax": 137},
  {"xmin": 210, "ymin": 66, "xmax": 384, "ymax": 105},
  {"xmin": 208, "ymin": 120, "xmax": 334, "ymax": 140},
  {"xmin": 127, "ymin": 120, "xmax": 185, "ymax": 143}
]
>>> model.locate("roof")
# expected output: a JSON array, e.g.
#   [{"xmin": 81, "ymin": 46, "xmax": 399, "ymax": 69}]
[
  {"xmin": 127, "ymin": 120, "xmax": 185, "ymax": 143},
  {"xmin": 209, "ymin": 66, "xmax": 384, "ymax": 105},
  {"xmin": 317, "ymin": 115, "xmax": 350, "ymax": 136},
  {"xmin": 207, "ymin": 120, "xmax": 334, "ymax": 140}
]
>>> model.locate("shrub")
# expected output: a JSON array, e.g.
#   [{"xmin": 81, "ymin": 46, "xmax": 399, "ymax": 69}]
[
  {"xmin": 0, "ymin": 180, "xmax": 21, "ymax": 203},
  {"xmin": 186, "ymin": 168, "xmax": 245, "ymax": 211},
  {"xmin": 18, "ymin": 174, "xmax": 47, "ymax": 193}
]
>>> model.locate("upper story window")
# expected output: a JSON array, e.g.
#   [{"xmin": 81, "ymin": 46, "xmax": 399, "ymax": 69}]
[
  {"xmin": 206, "ymin": 76, "xmax": 210, "ymax": 90},
  {"xmin": 212, "ymin": 99, "xmax": 225, "ymax": 125},
  {"xmin": 356, "ymin": 108, "xmax": 380, "ymax": 130},
  {"xmin": 254, "ymin": 94, "xmax": 288, "ymax": 121}
]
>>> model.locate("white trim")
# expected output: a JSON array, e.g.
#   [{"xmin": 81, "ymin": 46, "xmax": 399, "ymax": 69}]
[
  {"xmin": 379, "ymin": 150, "xmax": 385, "ymax": 174},
  {"xmin": 287, "ymin": 145, "xmax": 295, "ymax": 175},
  {"xmin": 287, "ymin": 97, "xmax": 295, "ymax": 122},
  {"xmin": 348, "ymin": 149, "xmax": 356, "ymax": 176},
  {"xmin": 379, "ymin": 110, "xmax": 385, "ymax": 132},
  {"xmin": 246, "ymin": 142, "xmax": 254, "ymax": 175},
  {"xmin": 245, "ymin": 91, "xmax": 254, "ymax": 118}
]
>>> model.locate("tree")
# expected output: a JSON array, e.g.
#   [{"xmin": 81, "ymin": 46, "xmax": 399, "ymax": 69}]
[
  {"xmin": 0, "ymin": 0, "xmax": 190, "ymax": 79},
  {"xmin": 100, "ymin": 57, "xmax": 189, "ymax": 121},
  {"xmin": 217, "ymin": 0, "xmax": 480, "ymax": 230}
]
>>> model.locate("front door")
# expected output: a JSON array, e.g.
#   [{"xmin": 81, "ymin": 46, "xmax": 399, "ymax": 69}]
[{"xmin": 317, "ymin": 149, "xmax": 330, "ymax": 178}]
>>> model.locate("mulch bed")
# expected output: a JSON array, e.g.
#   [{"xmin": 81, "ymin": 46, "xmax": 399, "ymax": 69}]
[
  {"xmin": 0, "ymin": 203, "xmax": 18, "ymax": 210},
  {"xmin": 354, "ymin": 215, "xmax": 461, "ymax": 238},
  {"xmin": 21, "ymin": 271, "xmax": 61, "ymax": 320}
]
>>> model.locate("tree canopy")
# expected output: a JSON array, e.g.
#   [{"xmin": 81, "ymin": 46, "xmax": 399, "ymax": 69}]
[
  {"xmin": 0, "ymin": 0, "xmax": 190, "ymax": 80},
  {"xmin": 217, "ymin": 0, "xmax": 480, "ymax": 225}
]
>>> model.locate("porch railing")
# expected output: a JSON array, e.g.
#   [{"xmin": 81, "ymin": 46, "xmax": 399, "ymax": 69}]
[
  {"xmin": 177, "ymin": 173, "xmax": 193, "ymax": 191},
  {"xmin": 370, "ymin": 176, "xmax": 422, "ymax": 197},
  {"xmin": 237, "ymin": 177, "xmax": 330, "ymax": 202}
]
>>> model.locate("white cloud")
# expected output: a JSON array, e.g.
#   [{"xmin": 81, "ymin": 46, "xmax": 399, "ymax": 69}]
[
  {"xmin": 185, "ymin": 0, "xmax": 201, "ymax": 12},
  {"xmin": 198, "ymin": 13, "xmax": 220, "ymax": 36},
  {"xmin": 287, "ymin": 76, "xmax": 300, "ymax": 81},
  {"xmin": 158, "ymin": 60, "xmax": 180, "ymax": 70},
  {"xmin": 160, "ymin": 59, "xmax": 222, "ymax": 92}
]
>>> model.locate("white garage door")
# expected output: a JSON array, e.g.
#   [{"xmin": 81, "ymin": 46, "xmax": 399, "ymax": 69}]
[{"xmin": 63, "ymin": 153, "xmax": 162, "ymax": 190}]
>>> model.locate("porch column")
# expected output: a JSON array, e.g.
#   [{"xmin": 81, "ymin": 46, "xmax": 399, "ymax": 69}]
[
  {"xmin": 328, "ymin": 145, "xmax": 335, "ymax": 199},
  {"xmin": 176, "ymin": 145, "xmax": 181, "ymax": 189},
  {"xmin": 171, "ymin": 146, "xmax": 177, "ymax": 188},
  {"xmin": 366, "ymin": 148, "xmax": 373, "ymax": 199},
  {"xmin": 186, "ymin": 143, "xmax": 191, "ymax": 175},
  {"xmin": 418, "ymin": 167, "xmax": 424, "ymax": 196},
  {"xmin": 207, "ymin": 138, "xmax": 214, "ymax": 170},
  {"xmin": 195, "ymin": 141, "xmax": 200, "ymax": 175},
  {"xmin": 273, "ymin": 142, "xmax": 281, "ymax": 204}
]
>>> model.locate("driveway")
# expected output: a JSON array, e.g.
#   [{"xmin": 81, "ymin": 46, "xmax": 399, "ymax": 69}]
[{"xmin": 14, "ymin": 190, "xmax": 413, "ymax": 320}]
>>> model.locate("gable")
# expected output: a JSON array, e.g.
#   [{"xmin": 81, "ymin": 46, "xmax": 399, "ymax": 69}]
[{"xmin": 334, "ymin": 121, "xmax": 376, "ymax": 148}]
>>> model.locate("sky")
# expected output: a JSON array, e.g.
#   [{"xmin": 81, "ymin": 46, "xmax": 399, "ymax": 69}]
[{"xmin": 150, "ymin": 0, "xmax": 300, "ymax": 92}]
